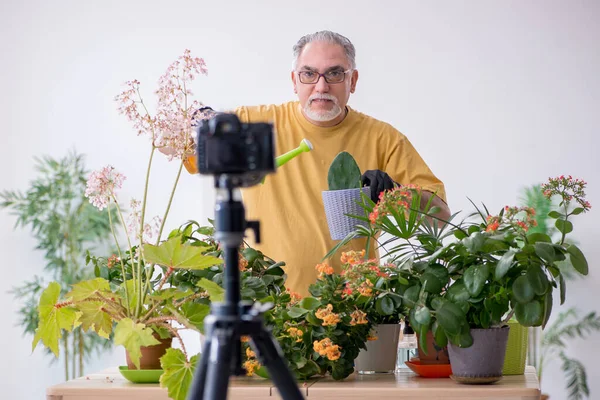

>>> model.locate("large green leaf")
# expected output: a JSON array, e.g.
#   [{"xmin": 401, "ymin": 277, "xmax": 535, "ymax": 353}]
[
  {"xmin": 542, "ymin": 291, "xmax": 553, "ymax": 329},
  {"xmin": 196, "ymin": 278, "xmax": 225, "ymax": 302},
  {"xmin": 555, "ymin": 219, "xmax": 573, "ymax": 235},
  {"xmin": 514, "ymin": 301, "xmax": 543, "ymax": 327},
  {"xmin": 463, "ymin": 264, "xmax": 489, "ymax": 297},
  {"xmin": 32, "ymin": 282, "xmax": 80, "ymax": 356},
  {"xmin": 299, "ymin": 297, "xmax": 321, "ymax": 311},
  {"xmin": 436, "ymin": 302, "xmax": 465, "ymax": 336},
  {"xmin": 512, "ymin": 275, "xmax": 535, "ymax": 304},
  {"xmin": 495, "ymin": 249, "xmax": 516, "ymax": 281},
  {"xmin": 180, "ymin": 303, "xmax": 211, "ymax": 332},
  {"xmin": 66, "ymin": 278, "xmax": 111, "ymax": 301},
  {"xmin": 77, "ymin": 301, "xmax": 113, "ymax": 338},
  {"xmin": 535, "ymin": 242, "xmax": 556, "ymax": 263},
  {"xmin": 143, "ymin": 236, "xmax": 223, "ymax": 270},
  {"xmin": 463, "ymin": 232, "xmax": 485, "ymax": 253},
  {"xmin": 420, "ymin": 273, "xmax": 443, "ymax": 294},
  {"xmin": 327, "ymin": 151, "xmax": 362, "ymax": 190},
  {"xmin": 376, "ymin": 296, "xmax": 395, "ymax": 315},
  {"xmin": 414, "ymin": 306, "xmax": 431, "ymax": 326},
  {"xmin": 567, "ymin": 244, "xmax": 588, "ymax": 275},
  {"xmin": 160, "ymin": 348, "xmax": 199, "ymax": 400},
  {"xmin": 114, "ymin": 318, "xmax": 160, "ymax": 369},
  {"xmin": 527, "ymin": 266, "xmax": 549, "ymax": 296},
  {"xmin": 446, "ymin": 281, "xmax": 470, "ymax": 302}
]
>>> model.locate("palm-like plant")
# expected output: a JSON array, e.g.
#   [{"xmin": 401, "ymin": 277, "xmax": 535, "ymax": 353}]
[
  {"xmin": 538, "ymin": 309, "xmax": 600, "ymax": 399},
  {"xmin": 1, "ymin": 151, "xmax": 115, "ymax": 380}
]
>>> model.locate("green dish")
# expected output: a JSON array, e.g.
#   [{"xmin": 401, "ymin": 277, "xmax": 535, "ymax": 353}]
[{"xmin": 118, "ymin": 366, "xmax": 164, "ymax": 383}]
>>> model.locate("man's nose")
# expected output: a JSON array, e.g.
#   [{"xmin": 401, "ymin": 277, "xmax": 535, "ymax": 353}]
[{"xmin": 314, "ymin": 75, "xmax": 330, "ymax": 92}]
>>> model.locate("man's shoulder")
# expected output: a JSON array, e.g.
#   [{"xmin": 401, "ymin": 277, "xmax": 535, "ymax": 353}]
[
  {"xmin": 236, "ymin": 101, "xmax": 297, "ymax": 122},
  {"xmin": 349, "ymin": 107, "xmax": 406, "ymax": 140}
]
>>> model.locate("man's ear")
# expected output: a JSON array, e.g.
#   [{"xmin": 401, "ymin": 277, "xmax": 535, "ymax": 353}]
[
  {"xmin": 350, "ymin": 69, "xmax": 359, "ymax": 93},
  {"xmin": 291, "ymin": 70, "xmax": 298, "ymax": 94}
]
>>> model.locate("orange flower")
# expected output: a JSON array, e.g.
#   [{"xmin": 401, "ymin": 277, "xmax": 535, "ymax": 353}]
[
  {"xmin": 287, "ymin": 327, "xmax": 304, "ymax": 342},
  {"xmin": 315, "ymin": 304, "xmax": 341, "ymax": 326},
  {"xmin": 246, "ymin": 347, "xmax": 256, "ymax": 358},
  {"xmin": 350, "ymin": 310, "xmax": 369, "ymax": 325},
  {"xmin": 243, "ymin": 359, "xmax": 261, "ymax": 376},
  {"xmin": 238, "ymin": 257, "xmax": 248, "ymax": 271},
  {"xmin": 313, "ymin": 338, "xmax": 342, "ymax": 361},
  {"xmin": 315, "ymin": 262, "xmax": 334, "ymax": 278}
]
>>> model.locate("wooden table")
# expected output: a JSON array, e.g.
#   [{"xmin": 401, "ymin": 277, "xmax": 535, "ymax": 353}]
[{"xmin": 47, "ymin": 366, "xmax": 541, "ymax": 400}]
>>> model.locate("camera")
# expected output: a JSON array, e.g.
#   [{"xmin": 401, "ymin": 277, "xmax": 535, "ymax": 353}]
[{"xmin": 196, "ymin": 113, "xmax": 276, "ymax": 185}]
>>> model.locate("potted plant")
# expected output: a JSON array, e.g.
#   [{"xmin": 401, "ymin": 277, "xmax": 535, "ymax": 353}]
[
  {"xmin": 321, "ymin": 151, "xmax": 370, "ymax": 240},
  {"xmin": 29, "ymin": 50, "xmax": 228, "ymax": 400},
  {"xmin": 1, "ymin": 151, "xmax": 115, "ymax": 380},
  {"xmin": 324, "ymin": 176, "xmax": 591, "ymax": 383}
]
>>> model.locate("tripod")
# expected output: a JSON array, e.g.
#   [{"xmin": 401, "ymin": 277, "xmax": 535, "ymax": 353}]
[{"xmin": 187, "ymin": 175, "xmax": 304, "ymax": 400}]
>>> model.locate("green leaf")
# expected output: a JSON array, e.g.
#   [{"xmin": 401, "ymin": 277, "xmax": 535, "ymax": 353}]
[
  {"xmin": 542, "ymin": 291, "xmax": 553, "ymax": 329},
  {"xmin": 558, "ymin": 273, "xmax": 566, "ymax": 305},
  {"xmin": 567, "ymin": 244, "xmax": 588, "ymax": 275},
  {"xmin": 420, "ymin": 273, "xmax": 443, "ymax": 294},
  {"xmin": 32, "ymin": 282, "xmax": 80, "ymax": 356},
  {"xmin": 555, "ymin": 219, "xmax": 573, "ymax": 235},
  {"xmin": 463, "ymin": 264, "xmax": 489, "ymax": 297},
  {"xmin": 432, "ymin": 321, "xmax": 448, "ymax": 347},
  {"xmin": 180, "ymin": 303, "xmax": 211, "ymax": 332},
  {"xmin": 403, "ymin": 285, "xmax": 421, "ymax": 307},
  {"xmin": 327, "ymin": 151, "xmax": 362, "ymax": 190},
  {"xmin": 495, "ymin": 249, "xmax": 516, "ymax": 281},
  {"xmin": 512, "ymin": 275, "xmax": 535, "ymax": 304},
  {"xmin": 548, "ymin": 211, "xmax": 563, "ymax": 219},
  {"xmin": 196, "ymin": 278, "xmax": 225, "ymax": 302},
  {"xmin": 143, "ymin": 236, "xmax": 223, "ymax": 270},
  {"xmin": 527, "ymin": 266, "xmax": 549, "ymax": 296},
  {"xmin": 514, "ymin": 301, "xmax": 543, "ymax": 327},
  {"xmin": 534, "ymin": 242, "xmax": 556, "ymax": 263},
  {"xmin": 66, "ymin": 278, "xmax": 111, "ymax": 301},
  {"xmin": 288, "ymin": 307, "xmax": 309, "ymax": 318},
  {"xmin": 299, "ymin": 297, "xmax": 321, "ymax": 311},
  {"xmin": 160, "ymin": 348, "xmax": 199, "ymax": 400},
  {"xmin": 526, "ymin": 232, "xmax": 552, "ymax": 244},
  {"xmin": 376, "ymin": 296, "xmax": 395, "ymax": 315},
  {"xmin": 77, "ymin": 301, "xmax": 113, "ymax": 338},
  {"xmin": 114, "ymin": 318, "xmax": 160, "ymax": 369},
  {"xmin": 446, "ymin": 282, "xmax": 470, "ymax": 302},
  {"xmin": 414, "ymin": 306, "xmax": 431, "ymax": 326},
  {"xmin": 571, "ymin": 207, "xmax": 585, "ymax": 215},
  {"xmin": 436, "ymin": 303, "xmax": 464, "ymax": 336},
  {"xmin": 463, "ymin": 232, "xmax": 485, "ymax": 253}
]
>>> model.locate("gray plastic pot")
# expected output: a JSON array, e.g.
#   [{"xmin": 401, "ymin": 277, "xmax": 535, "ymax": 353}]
[
  {"xmin": 354, "ymin": 323, "xmax": 401, "ymax": 374},
  {"xmin": 322, "ymin": 187, "xmax": 370, "ymax": 240},
  {"xmin": 448, "ymin": 326, "xmax": 510, "ymax": 384}
]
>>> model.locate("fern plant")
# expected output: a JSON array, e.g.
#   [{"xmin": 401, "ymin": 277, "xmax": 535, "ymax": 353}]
[
  {"xmin": 539, "ymin": 309, "xmax": 600, "ymax": 399},
  {"xmin": 1, "ymin": 151, "xmax": 115, "ymax": 380}
]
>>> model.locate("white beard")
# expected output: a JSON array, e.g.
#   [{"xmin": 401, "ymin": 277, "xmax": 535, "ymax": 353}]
[{"xmin": 303, "ymin": 94, "xmax": 343, "ymax": 122}]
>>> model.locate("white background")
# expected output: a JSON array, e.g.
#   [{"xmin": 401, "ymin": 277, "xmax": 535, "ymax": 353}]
[{"xmin": 1, "ymin": 1, "xmax": 598, "ymax": 398}]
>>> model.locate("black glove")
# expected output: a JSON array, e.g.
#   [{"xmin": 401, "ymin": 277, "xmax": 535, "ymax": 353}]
[{"xmin": 361, "ymin": 170, "xmax": 398, "ymax": 203}]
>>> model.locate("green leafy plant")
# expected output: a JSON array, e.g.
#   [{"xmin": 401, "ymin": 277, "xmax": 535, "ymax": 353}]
[
  {"xmin": 538, "ymin": 309, "xmax": 600, "ymax": 400},
  {"xmin": 29, "ymin": 50, "xmax": 225, "ymax": 400},
  {"xmin": 327, "ymin": 151, "xmax": 362, "ymax": 190},
  {"xmin": 325, "ymin": 176, "xmax": 591, "ymax": 352},
  {"xmin": 1, "ymin": 151, "xmax": 115, "ymax": 379}
]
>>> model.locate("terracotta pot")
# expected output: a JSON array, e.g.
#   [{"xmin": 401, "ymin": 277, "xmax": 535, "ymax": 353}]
[
  {"xmin": 417, "ymin": 331, "xmax": 450, "ymax": 365},
  {"xmin": 126, "ymin": 335, "xmax": 173, "ymax": 370}
]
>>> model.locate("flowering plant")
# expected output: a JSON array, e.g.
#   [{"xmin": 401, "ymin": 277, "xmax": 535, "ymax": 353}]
[
  {"xmin": 325, "ymin": 176, "xmax": 591, "ymax": 351},
  {"xmin": 31, "ymin": 51, "xmax": 222, "ymax": 400}
]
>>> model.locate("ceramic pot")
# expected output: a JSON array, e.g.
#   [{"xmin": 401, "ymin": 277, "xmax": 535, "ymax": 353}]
[
  {"xmin": 126, "ymin": 334, "xmax": 173, "ymax": 370},
  {"xmin": 354, "ymin": 323, "xmax": 401, "ymax": 374}
]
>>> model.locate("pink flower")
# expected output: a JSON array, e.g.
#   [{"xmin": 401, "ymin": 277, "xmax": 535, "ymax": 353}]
[
  {"xmin": 126, "ymin": 198, "xmax": 163, "ymax": 243},
  {"xmin": 85, "ymin": 166, "xmax": 126, "ymax": 210}
]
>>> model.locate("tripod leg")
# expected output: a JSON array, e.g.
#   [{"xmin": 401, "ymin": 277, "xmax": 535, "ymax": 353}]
[
  {"xmin": 186, "ymin": 335, "xmax": 211, "ymax": 400},
  {"xmin": 203, "ymin": 328, "xmax": 235, "ymax": 400},
  {"xmin": 252, "ymin": 329, "xmax": 305, "ymax": 400}
]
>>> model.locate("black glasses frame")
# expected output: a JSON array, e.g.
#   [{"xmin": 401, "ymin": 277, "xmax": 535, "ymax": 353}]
[{"xmin": 297, "ymin": 69, "xmax": 352, "ymax": 84}]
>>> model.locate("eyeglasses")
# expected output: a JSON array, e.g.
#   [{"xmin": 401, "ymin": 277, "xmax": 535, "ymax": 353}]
[{"xmin": 297, "ymin": 69, "xmax": 352, "ymax": 84}]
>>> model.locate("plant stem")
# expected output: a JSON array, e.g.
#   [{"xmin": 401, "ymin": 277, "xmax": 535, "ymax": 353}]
[
  {"xmin": 136, "ymin": 146, "xmax": 156, "ymax": 318},
  {"xmin": 72, "ymin": 329, "xmax": 76, "ymax": 378},
  {"xmin": 156, "ymin": 159, "xmax": 185, "ymax": 245},
  {"xmin": 63, "ymin": 332, "xmax": 69, "ymax": 381},
  {"xmin": 79, "ymin": 328, "xmax": 84, "ymax": 377},
  {"xmin": 559, "ymin": 203, "xmax": 570, "ymax": 245},
  {"xmin": 107, "ymin": 204, "xmax": 131, "ymax": 316},
  {"xmin": 163, "ymin": 324, "xmax": 188, "ymax": 360}
]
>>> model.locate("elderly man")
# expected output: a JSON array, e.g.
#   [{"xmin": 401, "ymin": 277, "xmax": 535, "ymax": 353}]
[{"xmin": 188, "ymin": 30, "xmax": 449, "ymax": 296}]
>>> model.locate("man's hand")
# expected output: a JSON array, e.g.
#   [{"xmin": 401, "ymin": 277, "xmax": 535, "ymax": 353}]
[{"xmin": 361, "ymin": 170, "xmax": 397, "ymax": 203}]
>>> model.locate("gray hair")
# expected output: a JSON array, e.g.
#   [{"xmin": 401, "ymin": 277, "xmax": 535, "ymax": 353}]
[{"xmin": 292, "ymin": 30, "xmax": 356, "ymax": 70}]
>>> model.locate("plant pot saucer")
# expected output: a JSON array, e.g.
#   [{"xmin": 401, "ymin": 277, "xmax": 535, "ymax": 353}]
[
  {"xmin": 404, "ymin": 359, "xmax": 452, "ymax": 378},
  {"xmin": 118, "ymin": 366, "xmax": 164, "ymax": 383},
  {"xmin": 449, "ymin": 374, "xmax": 502, "ymax": 384}
]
